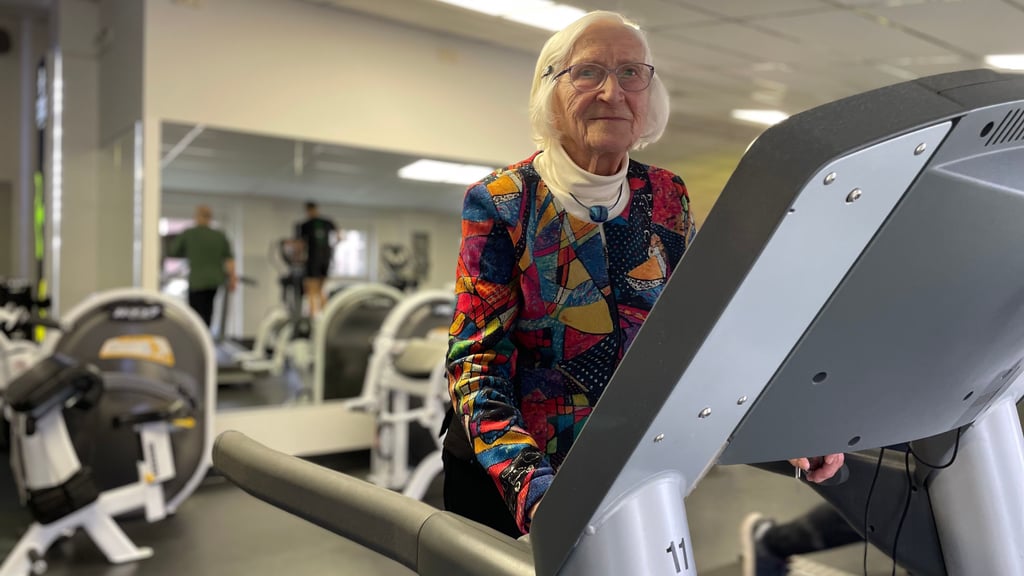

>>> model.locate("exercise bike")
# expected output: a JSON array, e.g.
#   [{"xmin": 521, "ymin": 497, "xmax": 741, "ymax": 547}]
[{"xmin": 0, "ymin": 288, "xmax": 215, "ymax": 576}]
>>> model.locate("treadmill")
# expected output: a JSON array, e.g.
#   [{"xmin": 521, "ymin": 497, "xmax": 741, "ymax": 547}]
[{"xmin": 211, "ymin": 69, "xmax": 1024, "ymax": 575}]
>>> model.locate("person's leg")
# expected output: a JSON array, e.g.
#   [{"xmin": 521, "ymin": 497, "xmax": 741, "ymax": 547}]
[
  {"xmin": 442, "ymin": 450, "xmax": 521, "ymax": 539},
  {"xmin": 761, "ymin": 503, "xmax": 862, "ymax": 556},
  {"xmin": 741, "ymin": 503, "xmax": 863, "ymax": 576},
  {"xmin": 188, "ymin": 289, "xmax": 217, "ymax": 327},
  {"xmin": 303, "ymin": 277, "xmax": 324, "ymax": 316}
]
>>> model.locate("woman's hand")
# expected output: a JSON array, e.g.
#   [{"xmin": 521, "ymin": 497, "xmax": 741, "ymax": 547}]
[{"xmin": 788, "ymin": 453, "xmax": 845, "ymax": 483}]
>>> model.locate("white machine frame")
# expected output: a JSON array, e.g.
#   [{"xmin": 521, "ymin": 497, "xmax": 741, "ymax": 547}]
[
  {"xmin": 0, "ymin": 414, "xmax": 182, "ymax": 576},
  {"xmin": 359, "ymin": 289, "xmax": 452, "ymax": 493}
]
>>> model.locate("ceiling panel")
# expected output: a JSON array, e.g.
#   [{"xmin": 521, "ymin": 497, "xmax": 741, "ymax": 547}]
[
  {"xmin": 661, "ymin": 22, "xmax": 825, "ymax": 64},
  {"xmin": 581, "ymin": 0, "xmax": 718, "ymax": 28},
  {"xmin": 869, "ymin": 0, "xmax": 1024, "ymax": 55},
  {"xmin": 676, "ymin": 0, "xmax": 828, "ymax": 18},
  {"xmin": 756, "ymin": 9, "xmax": 962, "ymax": 60},
  {"xmin": 647, "ymin": 33, "xmax": 753, "ymax": 75}
]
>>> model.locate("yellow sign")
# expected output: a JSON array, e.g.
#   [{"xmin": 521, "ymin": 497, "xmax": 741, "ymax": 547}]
[{"xmin": 99, "ymin": 335, "xmax": 176, "ymax": 367}]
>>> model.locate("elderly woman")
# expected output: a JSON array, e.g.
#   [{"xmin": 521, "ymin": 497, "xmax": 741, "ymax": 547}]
[{"xmin": 443, "ymin": 10, "xmax": 842, "ymax": 538}]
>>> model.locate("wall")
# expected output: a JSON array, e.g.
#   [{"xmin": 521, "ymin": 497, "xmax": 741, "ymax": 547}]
[
  {"xmin": 95, "ymin": 126, "xmax": 137, "ymax": 290},
  {"xmin": 144, "ymin": 0, "xmax": 536, "ymax": 167},
  {"xmin": 42, "ymin": 0, "xmax": 142, "ymax": 313},
  {"xmin": 98, "ymin": 0, "xmax": 143, "ymax": 146},
  {"xmin": 54, "ymin": 0, "xmax": 101, "ymax": 312},
  {"xmin": 141, "ymin": 0, "xmax": 537, "ymax": 294},
  {"xmin": 162, "ymin": 189, "xmax": 461, "ymax": 335}
]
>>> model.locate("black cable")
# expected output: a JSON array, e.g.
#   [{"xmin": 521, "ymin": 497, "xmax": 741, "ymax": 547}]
[
  {"xmin": 908, "ymin": 427, "xmax": 963, "ymax": 470},
  {"xmin": 888, "ymin": 428, "xmax": 962, "ymax": 575},
  {"xmin": 891, "ymin": 449, "xmax": 914, "ymax": 576},
  {"xmin": 864, "ymin": 447, "xmax": 886, "ymax": 576}
]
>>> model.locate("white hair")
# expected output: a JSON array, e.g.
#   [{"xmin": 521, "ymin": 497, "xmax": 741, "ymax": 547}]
[{"xmin": 528, "ymin": 11, "xmax": 670, "ymax": 152}]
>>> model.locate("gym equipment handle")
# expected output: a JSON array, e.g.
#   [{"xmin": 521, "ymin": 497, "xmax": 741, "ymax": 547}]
[
  {"xmin": 749, "ymin": 460, "xmax": 851, "ymax": 486},
  {"xmin": 212, "ymin": 431, "xmax": 534, "ymax": 576}
]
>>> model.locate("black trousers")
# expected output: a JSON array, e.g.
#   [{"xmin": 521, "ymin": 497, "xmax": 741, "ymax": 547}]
[
  {"xmin": 442, "ymin": 449, "xmax": 522, "ymax": 539},
  {"xmin": 763, "ymin": 503, "xmax": 862, "ymax": 557},
  {"xmin": 188, "ymin": 288, "xmax": 218, "ymax": 327}
]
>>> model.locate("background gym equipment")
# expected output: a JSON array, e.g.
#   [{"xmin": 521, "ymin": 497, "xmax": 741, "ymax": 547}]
[
  {"xmin": 312, "ymin": 283, "xmax": 405, "ymax": 404},
  {"xmin": 211, "ymin": 68, "xmax": 1024, "ymax": 575},
  {"xmin": 0, "ymin": 289, "xmax": 216, "ymax": 575},
  {"xmin": 357, "ymin": 289, "xmax": 452, "ymax": 494}
]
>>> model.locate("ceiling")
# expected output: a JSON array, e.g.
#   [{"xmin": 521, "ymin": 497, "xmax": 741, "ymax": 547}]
[
  {"xmin": 161, "ymin": 122, "xmax": 474, "ymax": 213},
  {"xmin": 301, "ymin": 0, "xmax": 1024, "ymax": 167},
  {"xmin": 164, "ymin": 0, "xmax": 1024, "ymax": 218}
]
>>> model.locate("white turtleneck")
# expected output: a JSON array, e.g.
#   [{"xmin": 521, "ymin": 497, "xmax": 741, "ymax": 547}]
[{"xmin": 533, "ymin": 143, "xmax": 630, "ymax": 224}]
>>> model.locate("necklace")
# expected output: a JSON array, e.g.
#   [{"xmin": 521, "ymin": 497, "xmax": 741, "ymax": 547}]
[{"xmin": 567, "ymin": 181, "xmax": 625, "ymax": 223}]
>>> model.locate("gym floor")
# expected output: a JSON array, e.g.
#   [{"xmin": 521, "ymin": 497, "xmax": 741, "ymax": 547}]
[{"xmin": 0, "ymin": 447, "xmax": 908, "ymax": 576}]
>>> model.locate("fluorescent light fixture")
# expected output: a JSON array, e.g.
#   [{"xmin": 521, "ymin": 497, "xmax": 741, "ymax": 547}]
[
  {"xmin": 985, "ymin": 54, "xmax": 1024, "ymax": 71},
  {"xmin": 731, "ymin": 109, "xmax": 790, "ymax": 127},
  {"xmin": 435, "ymin": 0, "xmax": 585, "ymax": 32},
  {"xmin": 398, "ymin": 159, "xmax": 495, "ymax": 185}
]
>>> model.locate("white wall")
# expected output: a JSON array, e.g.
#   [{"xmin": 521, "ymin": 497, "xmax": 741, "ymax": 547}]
[
  {"xmin": 54, "ymin": 0, "xmax": 102, "ymax": 312},
  {"xmin": 50, "ymin": 0, "xmax": 142, "ymax": 313},
  {"xmin": 162, "ymin": 189, "xmax": 461, "ymax": 335},
  {"xmin": 144, "ymin": 0, "xmax": 536, "ymax": 166},
  {"xmin": 98, "ymin": 0, "xmax": 143, "ymax": 146}
]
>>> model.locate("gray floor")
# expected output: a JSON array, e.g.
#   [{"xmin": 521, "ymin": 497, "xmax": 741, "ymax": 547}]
[{"xmin": 0, "ymin": 450, "xmax": 909, "ymax": 575}]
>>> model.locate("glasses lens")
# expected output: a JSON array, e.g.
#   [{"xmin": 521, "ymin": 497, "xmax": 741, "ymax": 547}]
[
  {"xmin": 617, "ymin": 64, "xmax": 652, "ymax": 91},
  {"xmin": 569, "ymin": 64, "xmax": 608, "ymax": 91}
]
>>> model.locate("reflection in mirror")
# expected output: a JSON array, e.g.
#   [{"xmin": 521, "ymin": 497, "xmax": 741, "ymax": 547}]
[{"xmin": 158, "ymin": 121, "xmax": 474, "ymax": 414}]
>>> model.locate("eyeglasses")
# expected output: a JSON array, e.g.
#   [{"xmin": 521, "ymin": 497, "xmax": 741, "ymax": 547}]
[{"xmin": 547, "ymin": 62, "xmax": 655, "ymax": 93}]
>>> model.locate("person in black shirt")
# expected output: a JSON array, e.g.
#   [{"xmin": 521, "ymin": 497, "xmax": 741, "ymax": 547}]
[{"xmin": 295, "ymin": 201, "xmax": 337, "ymax": 317}]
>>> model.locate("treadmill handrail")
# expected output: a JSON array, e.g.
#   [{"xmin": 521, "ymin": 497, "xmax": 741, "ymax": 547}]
[{"xmin": 212, "ymin": 431, "xmax": 535, "ymax": 576}]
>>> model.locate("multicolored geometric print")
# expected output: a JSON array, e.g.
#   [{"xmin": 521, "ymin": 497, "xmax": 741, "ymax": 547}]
[{"xmin": 447, "ymin": 152, "xmax": 696, "ymax": 533}]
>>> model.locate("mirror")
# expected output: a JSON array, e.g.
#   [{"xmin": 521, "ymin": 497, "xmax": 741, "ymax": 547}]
[{"xmin": 158, "ymin": 121, "xmax": 470, "ymax": 414}]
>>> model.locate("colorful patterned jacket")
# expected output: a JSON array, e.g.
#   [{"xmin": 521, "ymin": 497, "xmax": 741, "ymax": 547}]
[{"xmin": 445, "ymin": 151, "xmax": 696, "ymax": 533}]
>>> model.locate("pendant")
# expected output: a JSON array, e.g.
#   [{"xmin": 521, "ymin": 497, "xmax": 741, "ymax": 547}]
[{"xmin": 589, "ymin": 205, "xmax": 609, "ymax": 223}]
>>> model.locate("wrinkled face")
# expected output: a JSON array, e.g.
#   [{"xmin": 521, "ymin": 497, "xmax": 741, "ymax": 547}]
[{"xmin": 553, "ymin": 22, "xmax": 649, "ymax": 168}]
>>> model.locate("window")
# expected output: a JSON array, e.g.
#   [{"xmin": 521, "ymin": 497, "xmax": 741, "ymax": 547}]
[
  {"xmin": 332, "ymin": 227, "xmax": 370, "ymax": 279},
  {"xmin": 159, "ymin": 217, "xmax": 194, "ymax": 299}
]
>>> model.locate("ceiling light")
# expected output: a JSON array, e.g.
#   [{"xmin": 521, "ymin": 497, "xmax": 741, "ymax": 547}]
[
  {"xmin": 731, "ymin": 109, "xmax": 789, "ymax": 127},
  {"xmin": 435, "ymin": 0, "xmax": 585, "ymax": 32},
  {"xmin": 985, "ymin": 54, "xmax": 1024, "ymax": 71},
  {"xmin": 398, "ymin": 159, "xmax": 495, "ymax": 185}
]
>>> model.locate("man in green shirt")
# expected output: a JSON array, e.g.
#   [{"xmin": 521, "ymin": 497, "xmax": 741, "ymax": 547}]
[{"xmin": 167, "ymin": 205, "xmax": 237, "ymax": 327}]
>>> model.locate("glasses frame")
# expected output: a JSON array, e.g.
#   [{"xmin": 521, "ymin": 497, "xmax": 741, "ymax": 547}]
[{"xmin": 547, "ymin": 62, "xmax": 656, "ymax": 93}]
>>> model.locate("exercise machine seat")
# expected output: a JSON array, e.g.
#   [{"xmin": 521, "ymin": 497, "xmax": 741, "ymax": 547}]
[{"xmin": 393, "ymin": 339, "xmax": 448, "ymax": 380}]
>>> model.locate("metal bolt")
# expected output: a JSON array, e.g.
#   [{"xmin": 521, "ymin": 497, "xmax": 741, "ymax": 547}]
[
  {"xmin": 654, "ymin": 433, "xmax": 665, "ymax": 443},
  {"xmin": 698, "ymin": 407, "xmax": 712, "ymax": 419},
  {"xmin": 914, "ymin": 143, "xmax": 927, "ymax": 156},
  {"xmin": 737, "ymin": 396, "xmax": 748, "ymax": 405},
  {"xmin": 824, "ymin": 172, "xmax": 836, "ymax": 185},
  {"xmin": 846, "ymin": 188, "xmax": 862, "ymax": 204}
]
